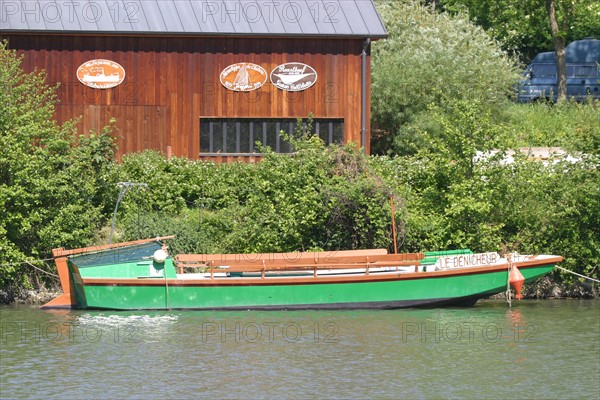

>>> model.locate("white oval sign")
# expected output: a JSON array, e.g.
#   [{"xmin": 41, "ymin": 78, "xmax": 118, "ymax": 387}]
[
  {"xmin": 220, "ymin": 63, "xmax": 267, "ymax": 92},
  {"xmin": 270, "ymin": 62, "xmax": 318, "ymax": 92},
  {"xmin": 77, "ymin": 59, "xmax": 125, "ymax": 89}
]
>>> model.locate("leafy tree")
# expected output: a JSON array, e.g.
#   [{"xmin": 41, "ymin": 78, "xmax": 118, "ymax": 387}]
[
  {"xmin": 438, "ymin": 0, "xmax": 600, "ymax": 61},
  {"xmin": 0, "ymin": 41, "xmax": 117, "ymax": 291},
  {"xmin": 371, "ymin": 0, "xmax": 519, "ymax": 155}
]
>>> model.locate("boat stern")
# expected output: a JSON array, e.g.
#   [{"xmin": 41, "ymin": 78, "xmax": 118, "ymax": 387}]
[
  {"xmin": 42, "ymin": 237, "xmax": 176, "ymax": 310},
  {"xmin": 41, "ymin": 252, "xmax": 75, "ymax": 309}
]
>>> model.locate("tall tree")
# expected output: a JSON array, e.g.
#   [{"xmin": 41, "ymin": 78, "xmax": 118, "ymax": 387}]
[{"xmin": 545, "ymin": 0, "xmax": 568, "ymax": 102}]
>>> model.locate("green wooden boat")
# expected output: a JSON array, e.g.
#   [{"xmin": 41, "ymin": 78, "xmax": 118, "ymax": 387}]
[{"xmin": 42, "ymin": 237, "xmax": 562, "ymax": 310}]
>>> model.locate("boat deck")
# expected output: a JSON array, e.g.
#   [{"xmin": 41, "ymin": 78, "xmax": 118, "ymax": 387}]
[{"xmin": 175, "ymin": 266, "xmax": 416, "ymax": 279}]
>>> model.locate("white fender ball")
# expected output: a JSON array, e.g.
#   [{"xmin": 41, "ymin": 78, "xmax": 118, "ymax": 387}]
[{"xmin": 153, "ymin": 249, "xmax": 168, "ymax": 263}]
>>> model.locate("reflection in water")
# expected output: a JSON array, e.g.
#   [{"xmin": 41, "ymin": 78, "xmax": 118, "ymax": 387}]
[
  {"xmin": 1, "ymin": 300, "xmax": 599, "ymax": 399},
  {"xmin": 506, "ymin": 308, "xmax": 525, "ymax": 325}
]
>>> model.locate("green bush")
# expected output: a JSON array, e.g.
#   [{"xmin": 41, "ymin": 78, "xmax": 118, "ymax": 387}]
[
  {"xmin": 371, "ymin": 0, "xmax": 519, "ymax": 155},
  {"xmin": 370, "ymin": 98, "xmax": 600, "ymax": 282},
  {"xmin": 0, "ymin": 41, "xmax": 117, "ymax": 289},
  {"xmin": 114, "ymin": 136, "xmax": 398, "ymax": 254},
  {"xmin": 491, "ymin": 155, "xmax": 599, "ymax": 280}
]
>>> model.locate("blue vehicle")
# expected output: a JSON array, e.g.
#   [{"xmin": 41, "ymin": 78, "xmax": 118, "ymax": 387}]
[{"xmin": 517, "ymin": 38, "xmax": 600, "ymax": 102}]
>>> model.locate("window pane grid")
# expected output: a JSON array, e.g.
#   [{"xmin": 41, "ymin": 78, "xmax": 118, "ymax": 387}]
[{"xmin": 200, "ymin": 118, "xmax": 344, "ymax": 155}]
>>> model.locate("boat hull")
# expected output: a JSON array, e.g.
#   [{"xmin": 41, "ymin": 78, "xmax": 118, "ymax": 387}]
[
  {"xmin": 72, "ymin": 263, "xmax": 556, "ymax": 311},
  {"xmin": 42, "ymin": 238, "xmax": 561, "ymax": 311}
]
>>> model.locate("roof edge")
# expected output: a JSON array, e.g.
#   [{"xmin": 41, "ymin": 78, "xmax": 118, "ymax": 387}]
[{"xmin": 0, "ymin": 30, "xmax": 388, "ymax": 40}]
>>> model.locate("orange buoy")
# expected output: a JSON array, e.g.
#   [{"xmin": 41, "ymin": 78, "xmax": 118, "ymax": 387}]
[{"xmin": 509, "ymin": 265, "xmax": 526, "ymax": 300}]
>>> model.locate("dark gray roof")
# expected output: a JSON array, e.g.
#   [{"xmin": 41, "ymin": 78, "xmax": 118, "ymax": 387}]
[{"xmin": 0, "ymin": 0, "xmax": 387, "ymax": 38}]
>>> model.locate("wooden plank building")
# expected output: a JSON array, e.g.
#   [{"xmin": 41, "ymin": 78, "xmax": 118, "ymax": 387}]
[{"xmin": 1, "ymin": 0, "xmax": 387, "ymax": 161}]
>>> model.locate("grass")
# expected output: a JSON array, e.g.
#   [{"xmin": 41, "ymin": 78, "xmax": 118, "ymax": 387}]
[{"xmin": 498, "ymin": 100, "xmax": 600, "ymax": 153}]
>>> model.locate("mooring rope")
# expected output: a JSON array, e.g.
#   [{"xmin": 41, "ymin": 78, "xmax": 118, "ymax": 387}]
[
  {"xmin": 555, "ymin": 265, "xmax": 600, "ymax": 283},
  {"xmin": 0, "ymin": 258, "xmax": 55, "ymax": 267},
  {"xmin": 1, "ymin": 258, "xmax": 58, "ymax": 278},
  {"xmin": 24, "ymin": 261, "xmax": 60, "ymax": 278}
]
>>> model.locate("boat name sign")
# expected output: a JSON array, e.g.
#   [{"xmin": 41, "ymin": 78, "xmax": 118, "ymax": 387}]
[
  {"xmin": 270, "ymin": 62, "xmax": 318, "ymax": 91},
  {"xmin": 77, "ymin": 59, "xmax": 125, "ymax": 89},
  {"xmin": 220, "ymin": 63, "xmax": 267, "ymax": 92},
  {"xmin": 435, "ymin": 252, "xmax": 501, "ymax": 269}
]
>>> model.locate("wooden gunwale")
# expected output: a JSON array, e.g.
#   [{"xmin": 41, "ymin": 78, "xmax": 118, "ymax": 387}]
[
  {"xmin": 52, "ymin": 236, "xmax": 175, "ymax": 257},
  {"xmin": 175, "ymin": 248, "xmax": 389, "ymax": 263},
  {"xmin": 181, "ymin": 260, "xmax": 421, "ymax": 273},
  {"xmin": 177, "ymin": 254, "xmax": 424, "ymax": 268}
]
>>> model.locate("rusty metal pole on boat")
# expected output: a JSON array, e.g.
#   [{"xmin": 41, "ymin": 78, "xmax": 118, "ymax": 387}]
[{"xmin": 390, "ymin": 196, "xmax": 398, "ymax": 254}]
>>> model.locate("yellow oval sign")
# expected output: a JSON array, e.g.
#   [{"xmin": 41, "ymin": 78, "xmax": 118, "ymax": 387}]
[
  {"xmin": 77, "ymin": 59, "xmax": 125, "ymax": 89},
  {"xmin": 220, "ymin": 63, "xmax": 267, "ymax": 92}
]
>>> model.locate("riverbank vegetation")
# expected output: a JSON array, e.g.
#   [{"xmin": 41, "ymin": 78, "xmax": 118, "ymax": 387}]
[{"xmin": 1, "ymin": 2, "xmax": 599, "ymax": 300}]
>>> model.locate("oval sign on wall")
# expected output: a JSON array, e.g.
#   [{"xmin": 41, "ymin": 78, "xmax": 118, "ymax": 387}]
[
  {"xmin": 270, "ymin": 62, "xmax": 318, "ymax": 92},
  {"xmin": 220, "ymin": 63, "xmax": 267, "ymax": 92},
  {"xmin": 77, "ymin": 59, "xmax": 125, "ymax": 89}
]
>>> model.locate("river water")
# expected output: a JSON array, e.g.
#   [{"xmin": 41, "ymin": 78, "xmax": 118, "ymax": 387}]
[{"xmin": 1, "ymin": 300, "xmax": 598, "ymax": 399}]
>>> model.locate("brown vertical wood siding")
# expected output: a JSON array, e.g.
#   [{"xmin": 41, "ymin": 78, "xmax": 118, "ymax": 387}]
[{"xmin": 2, "ymin": 34, "xmax": 371, "ymax": 159}]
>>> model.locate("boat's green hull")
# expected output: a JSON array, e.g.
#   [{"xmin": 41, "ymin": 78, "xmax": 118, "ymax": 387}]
[{"xmin": 71, "ymin": 262, "xmax": 556, "ymax": 310}]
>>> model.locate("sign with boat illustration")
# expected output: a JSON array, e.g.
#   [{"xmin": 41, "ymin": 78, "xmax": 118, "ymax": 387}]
[
  {"xmin": 270, "ymin": 62, "xmax": 317, "ymax": 91},
  {"xmin": 220, "ymin": 62, "xmax": 267, "ymax": 92},
  {"xmin": 77, "ymin": 59, "xmax": 125, "ymax": 89}
]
